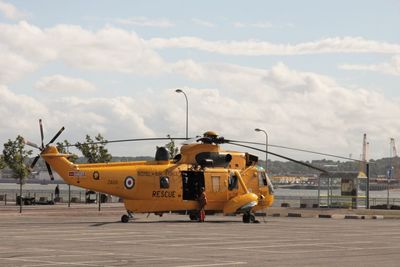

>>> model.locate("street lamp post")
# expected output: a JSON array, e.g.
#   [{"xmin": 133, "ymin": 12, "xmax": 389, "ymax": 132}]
[
  {"xmin": 175, "ymin": 89, "xmax": 189, "ymax": 139},
  {"xmin": 255, "ymin": 128, "xmax": 269, "ymax": 172}
]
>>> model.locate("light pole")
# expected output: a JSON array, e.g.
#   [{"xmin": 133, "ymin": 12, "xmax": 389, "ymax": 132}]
[
  {"xmin": 255, "ymin": 128, "xmax": 268, "ymax": 172},
  {"xmin": 175, "ymin": 89, "xmax": 189, "ymax": 139}
]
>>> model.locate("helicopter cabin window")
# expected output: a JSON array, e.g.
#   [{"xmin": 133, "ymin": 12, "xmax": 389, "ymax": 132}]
[
  {"xmin": 211, "ymin": 176, "xmax": 220, "ymax": 192},
  {"xmin": 228, "ymin": 173, "xmax": 238, "ymax": 191},
  {"xmin": 160, "ymin": 176, "xmax": 170, "ymax": 189}
]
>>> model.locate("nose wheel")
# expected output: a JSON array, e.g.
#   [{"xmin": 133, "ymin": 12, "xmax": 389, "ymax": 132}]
[
  {"xmin": 242, "ymin": 212, "xmax": 256, "ymax": 223},
  {"xmin": 121, "ymin": 210, "xmax": 134, "ymax": 223}
]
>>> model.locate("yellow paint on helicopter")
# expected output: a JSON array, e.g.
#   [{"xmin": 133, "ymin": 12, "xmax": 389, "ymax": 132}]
[{"xmin": 40, "ymin": 132, "xmax": 274, "ymax": 223}]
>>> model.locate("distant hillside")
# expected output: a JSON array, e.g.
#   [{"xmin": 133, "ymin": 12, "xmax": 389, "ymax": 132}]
[{"xmin": 261, "ymin": 157, "xmax": 400, "ymax": 178}]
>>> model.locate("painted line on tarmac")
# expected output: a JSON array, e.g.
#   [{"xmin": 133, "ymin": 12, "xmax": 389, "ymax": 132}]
[
  {"xmin": 167, "ymin": 240, "xmax": 268, "ymax": 247},
  {"xmin": 16, "ymin": 253, "xmax": 116, "ymax": 260},
  {"xmin": 166, "ymin": 239, "xmax": 332, "ymax": 251},
  {"xmin": 123, "ymin": 256, "xmax": 211, "ymax": 263},
  {"xmin": 22, "ymin": 260, "xmax": 122, "ymax": 267},
  {"xmin": 175, "ymin": 262, "xmax": 247, "ymax": 267},
  {"xmin": 222, "ymin": 240, "xmax": 373, "ymax": 250},
  {"xmin": 165, "ymin": 237, "xmax": 323, "ymax": 248},
  {"xmin": 247, "ymin": 247, "xmax": 365, "ymax": 254},
  {"xmin": 0, "ymin": 256, "xmax": 111, "ymax": 266},
  {"xmin": 63, "ymin": 236, "xmax": 216, "ymax": 244},
  {"xmin": 8, "ymin": 232, "xmax": 169, "ymax": 241},
  {"xmin": 330, "ymin": 232, "xmax": 400, "ymax": 238}
]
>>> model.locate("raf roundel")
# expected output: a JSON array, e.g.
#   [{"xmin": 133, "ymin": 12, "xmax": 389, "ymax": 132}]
[{"xmin": 124, "ymin": 176, "xmax": 135, "ymax": 189}]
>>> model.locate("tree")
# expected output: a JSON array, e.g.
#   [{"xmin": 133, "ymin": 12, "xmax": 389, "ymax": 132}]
[
  {"xmin": 56, "ymin": 140, "xmax": 78, "ymax": 163},
  {"xmin": 0, "ymin": 155, "xmax": 5, "ymax": 179},
  {"xmin": 76, "ymin": 134, "xmax": 111, "ymax": 209},
  {"xmin": 2, "ymin": 135, "xmax": 32, "ymax": 213},
  {"xmin": 0, "ymin": 155, "xmax": 5, "ymax": 170},
  {"xmin": 165, "ymin": 134, "xmax": 179, "ymax": 159},
  {"xmin": 76, "ymin": 134, "xmax": 112, "ymax": 163}
]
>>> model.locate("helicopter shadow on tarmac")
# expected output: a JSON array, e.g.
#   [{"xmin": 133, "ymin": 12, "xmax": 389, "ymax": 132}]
[{"xmin": 90, "ymin": 218, "xmax": 264, "ymax": 226}]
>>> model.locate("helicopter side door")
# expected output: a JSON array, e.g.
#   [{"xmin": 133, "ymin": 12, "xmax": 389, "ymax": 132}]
[
  {"xmin": 181, "ymin": 171, "xmax": 205, "ymax": 201},
  {"xmin": 203, "ymin": 170, "xmax": 229, "ymax": 206}
]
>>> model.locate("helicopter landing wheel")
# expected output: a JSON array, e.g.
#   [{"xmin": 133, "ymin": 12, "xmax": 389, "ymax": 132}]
[
  {"xmin": 242, "ymin": 213, "xmax": 255, "ymax": 223},
  {"xmin": 127, "ymin": 210, "xmax": 134, "ymax": 218},
  {"xmin": 121, "ymin": 214, "xmax": 130, "ymax": 223}
]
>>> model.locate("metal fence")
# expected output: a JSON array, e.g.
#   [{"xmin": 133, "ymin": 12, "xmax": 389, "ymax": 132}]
[
  {"xmin": 2, "ymin": 190, "xmax": 400, "ymax": 209},
  {"xmin": 0, "ymin": 189, "xmax": 121, "ymax": 205},
  {"xmin": 273, "ymin": 195, "xmax": 400, "ymax": 209}
]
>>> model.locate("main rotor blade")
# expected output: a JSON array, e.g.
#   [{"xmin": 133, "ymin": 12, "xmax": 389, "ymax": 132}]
[
  {"xmin": 226, "ymin": 139, "xmax": 264, "ymax": 146},
  {"xmin": 47, "ymin": 126, "xmax": 65, "ymax": 145},
  {"xmin": 62, "ymin": 137, "xmax": 188, "ymax": 147},
  {"xmin": 39, "ymin": 119, "xmax": 44, "ymax": 149},
  {"xmin": 227, "ymin": 139, "xmax": 360, "ymax": 162},
  {"xmin": 30, "ymin": 155, "xmax": 41, "ymax": 169},
  {"xmin": 45, "ymin": 162, "xmax": 54, "ymax": 180},
  {"xmin": 267, "ymin": 144, "xmax": 360, "ymax": 162},
  {"xmin": 181, "ymin": 136, "xmax": 201, "ymax": 145},
  {"xmin": 228, "ymin": 142, "xmax": 328, "ymax": 173}
]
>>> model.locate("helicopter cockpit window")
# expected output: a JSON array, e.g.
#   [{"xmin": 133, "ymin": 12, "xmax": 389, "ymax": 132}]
[
  {"xmin": 160, "ymin": 176, "xmax": 170, "ymax": 189},
  {"xmin": 228, "ymin": 173, "xmax": 238, "ymax": 191},
  {"xmin": 258, "ymin": 171, "xmax": 274, "ymax": 193},
  {"xmin": 258, "ymin": 171, "xmax": 268, "ymax": 186}
]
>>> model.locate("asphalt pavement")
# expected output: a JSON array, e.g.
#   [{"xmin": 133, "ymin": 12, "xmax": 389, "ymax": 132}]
[{"xmin": 1, "ymin": 204, "xmax": 400, "ymax": 266}]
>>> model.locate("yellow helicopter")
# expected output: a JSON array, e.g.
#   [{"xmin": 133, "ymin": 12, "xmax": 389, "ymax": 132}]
[{"xmin": 25, "ymin": 120, "xmax": 325, "ymax": 223}]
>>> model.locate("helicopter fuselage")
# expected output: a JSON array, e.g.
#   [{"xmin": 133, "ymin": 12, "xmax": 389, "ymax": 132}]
[{"xmin": 42, "ymin": 142, "xmax": 274, "ymax": 215}]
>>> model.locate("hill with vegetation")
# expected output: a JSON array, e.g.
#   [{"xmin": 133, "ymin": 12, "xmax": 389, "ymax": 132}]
[{"xmin": 262, "ymin": 157, "xmax": 400, "ymax": 178}]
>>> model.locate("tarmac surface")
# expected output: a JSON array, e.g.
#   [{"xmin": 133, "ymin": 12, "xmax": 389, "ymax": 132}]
[{"xmin": 1, "ymin": 204, "xmax": 400, "ymax": 266}]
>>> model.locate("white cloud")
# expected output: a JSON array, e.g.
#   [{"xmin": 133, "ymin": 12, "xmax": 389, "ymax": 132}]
[
  {"xmin": 2, "ymin": 20, "xmax": 400, "ymax": 88},
  {"xmin": 35, "ymin": 75, "xmax": 96, "ymax": 92},
  {"xmin": 232, "ymin": 22, "xmax": 245, "ymax": 28},
  {"xmin": 148, "ymin": 36, "xmax": 400, "ymax": 56},
  {"xmin": 49, "ymin": 24, "xmax": 166, "ymax": 75},
  {"xmin": 233, "ymin": 21, "xmax": 273, "ymax": 28},
  {"xmin": 0, "ymin": 21, "xmax": 57, "ymax": 61},
  {"xmin": 339, "ymin": 55, "xmax": 400, "ymax": 76},
  {"xmin": 1, "ymin": 20, "xmax": 400, "ymax": 160},
  {"xmin": 114, "ymin": 17, "xmax": 174, "ymax": 28},
  {"xmin": 0, "ymin": 21, "xmax": 61, "ymax": 84},
  {"xmin": 0, "ymin": 1, "xmax": 26, "ymax": 20},
  {"xmin": 0, "ymin": 21, "xmax": 166, "ymax": 84},
  {"xmin": 170, "ymin": 61, "xmax": 400, "ymax": 160},
  {"xmin": 0, "ymin": 85, "xmax": 48, "ymax": 134},
  {"xmin": 192, "ymin": 18, "xmax": 214, "ymax": 27},
  {"xmin": 2, "ymin": 60, "xmax": 400, "ymax": 160},
  {"xmin": 0, "ymin": 50, "xmax": 36, "ymax": 84}
]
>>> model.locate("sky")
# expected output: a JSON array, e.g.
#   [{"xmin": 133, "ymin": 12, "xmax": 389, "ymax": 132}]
[{"xmin": 0, "ymin": 0, "xmax": 400, "ymax": 161}]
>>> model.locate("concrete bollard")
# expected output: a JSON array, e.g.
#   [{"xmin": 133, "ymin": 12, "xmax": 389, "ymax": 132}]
[
  {"xmin": 344, "ymin": 215, "xmax": 360, "ymax": 219},
  {"xmin": 318, "ymin": 214, "xmax": 332, "ymax": 218},
  {"xmin": 288, "ymin": 213, "xmax": 301, "ymax": 217}
]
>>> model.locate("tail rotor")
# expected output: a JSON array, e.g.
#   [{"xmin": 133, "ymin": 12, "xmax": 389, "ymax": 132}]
[{"xmin": 24, "ymin": 119, "xmax": 65, "ymax": 180}]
